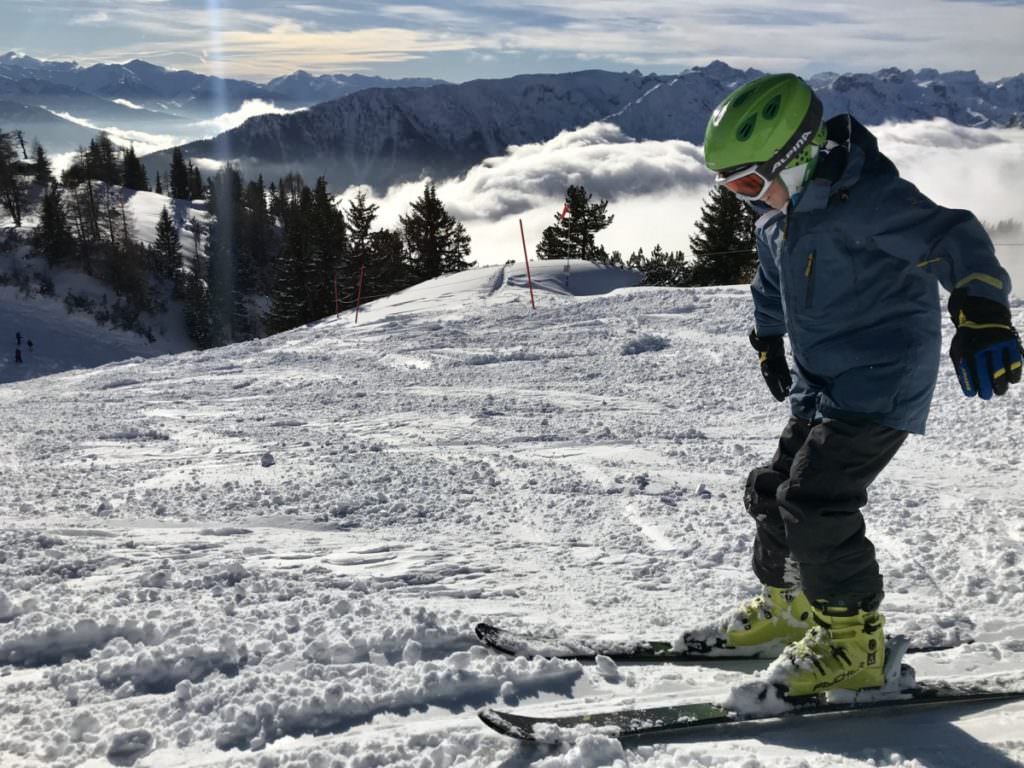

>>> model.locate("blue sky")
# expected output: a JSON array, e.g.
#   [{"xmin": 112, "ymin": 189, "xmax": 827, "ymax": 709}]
[{"xmin": 6, "ymin": 0, "xmax": 1024, "ymax": 82}]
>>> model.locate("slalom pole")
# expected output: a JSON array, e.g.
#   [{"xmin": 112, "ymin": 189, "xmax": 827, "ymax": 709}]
[
  {"xmin": 334, "ymin": 270, "xmax": 339, "ymax": 318},
  {"xmin": 354, "ymin": 264, "xmax": 366, "ymax": 324},
  {"xmin": 519, "ymin": 218, "xmax": 536, "ymax": 310}
]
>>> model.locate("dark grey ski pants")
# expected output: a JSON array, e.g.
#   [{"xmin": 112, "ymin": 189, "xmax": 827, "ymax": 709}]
[{"xmin": 745, "ymin": 417, "xmax": 907, "ymax": 612}]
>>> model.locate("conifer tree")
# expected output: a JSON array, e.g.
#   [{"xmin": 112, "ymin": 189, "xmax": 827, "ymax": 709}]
[
  {"xmin": 308, "ymin": 176, "xmax": 347, "ymax": 318},
  {"xmin": 169, "ymin": 147, "xmax": 190, "ymax": 200},
  {"xmin": 34, "ymin": 180, "xmax": 75, "ymax": 266},
  {"xmin": 268, "ymin": 193, "xmax": 310, "ymax": 332},
  {"xmin": 84, "ymin": 133, "xmax": 121, "ymax": 185},
  {"xmin": 536, "ymin": 185, "xmax": 614, "ymax": 262},
  {"xmin": 33, "ymin": 142, "xmax": 52, "ymax": 185},
  {"xmin": 187, "ymin": 162, "xmax": 204, "ymax": 200},
  {"xmin": 687, "ymin": 186, "xmax": 756, "ymax": 286},
  {"xmin": 346, "ymin": 190, "xmax": 377, "ymax": 266},
  {"xmin": 367, "ymin": 229, "xmax": 409, "ymax": 297},
  {"xmin": 122, "ymin": 146, "xmax": 149, "ymax": 191},
  {"xmin": 154, "ymin": 172, "xmax": 163, "ymax": 196},
  {"xmin": 628, "ymin": 244, "xmax": 689, "ymax": 286},
  {"xmin": 154, "ymin": 206, "xmax": 182, "ymax": 279},
  {"xmin": 184, "ymin": 265, "xmax": 212, "ymax": 348},
  {"xmin": 400, "ymin": 182, "xmax": 473, "ymax": 280}
]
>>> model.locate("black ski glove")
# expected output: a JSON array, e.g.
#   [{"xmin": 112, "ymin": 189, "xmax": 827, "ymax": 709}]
[
  {"xmin": 749, "ymin": 328, "xmax": 792, "ymax": 402},
  {"xmin": 948, "ymin": 291, "xmax": 1023, "ymax": 399}
]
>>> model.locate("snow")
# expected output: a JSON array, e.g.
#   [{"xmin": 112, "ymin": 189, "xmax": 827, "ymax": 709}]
[
  {"xmin": 0, "ymin": 188, "xmax": 207, "ymax": 383},
  {"xmin": 1, "ymin": 261, "xmax": 1023, "ymax": 766}
]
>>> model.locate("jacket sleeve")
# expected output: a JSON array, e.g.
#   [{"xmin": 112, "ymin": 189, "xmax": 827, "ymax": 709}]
[
  {"xmin": 870, "ymin": 177, "xmax": 1011, "ymax": 307},
  {"xmin": 750, "ymin": 228, "xmax": 787, "ymax": 337}
]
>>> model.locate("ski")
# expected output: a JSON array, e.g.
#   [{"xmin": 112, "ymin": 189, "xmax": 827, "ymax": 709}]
[
  {"xmin": 479, "ymin": 681, "xmax": 1024, "ymax": 743},
  {"xmin": 475, "ymin": 622, "xmax": 967, "ymax": 663}
]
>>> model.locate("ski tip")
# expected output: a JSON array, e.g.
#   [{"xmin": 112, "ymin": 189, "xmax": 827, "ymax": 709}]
[
  {"xmin": 474, "ymin": 622, "xmax": 500, "ymax": 644},
  {"xmin": 478, "ymin": 707, "xmax": 535, "ymax": 741}
]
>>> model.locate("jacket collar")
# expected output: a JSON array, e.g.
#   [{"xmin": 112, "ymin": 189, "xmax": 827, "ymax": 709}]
[{"xmin": 792, "ymin": 114, "xmax": 867, "ymax": 213}]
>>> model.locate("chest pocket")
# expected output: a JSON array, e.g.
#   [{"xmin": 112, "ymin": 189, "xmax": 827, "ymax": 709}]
[{"xmin": 789, "ymin": 234, "xmax": 858, "ymax": 319}]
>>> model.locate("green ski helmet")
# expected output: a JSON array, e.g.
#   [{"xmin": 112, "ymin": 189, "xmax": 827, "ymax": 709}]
[{"xmin": 704, "ymin": 74, "xmax": 824, "ymax": 199}]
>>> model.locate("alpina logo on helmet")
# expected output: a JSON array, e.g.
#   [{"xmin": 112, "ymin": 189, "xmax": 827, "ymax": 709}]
[{"xmin": 771, "ymin": 130, "xmax": 813, "ymax": 174}]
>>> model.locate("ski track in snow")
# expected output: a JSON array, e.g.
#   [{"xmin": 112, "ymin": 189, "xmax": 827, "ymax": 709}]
[{"xmin": 1, "ymin": 261, "xmax": 1023, "ymax": 767}]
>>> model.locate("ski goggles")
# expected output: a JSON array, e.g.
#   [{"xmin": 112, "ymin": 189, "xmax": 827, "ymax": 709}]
[{"xmin": 715, "ymin": 164, "xmax": 774, "ymax": 201}]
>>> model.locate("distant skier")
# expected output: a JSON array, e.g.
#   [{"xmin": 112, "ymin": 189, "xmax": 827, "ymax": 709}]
[
  {"xmin": 15, "ymin": 331, "xmax": 21, "ymax": 347},
  {"xmin": 14, "ymin": 348, "xmax": 22, "ymax": 364},
  {"xmin": 27, "ymin": 339, "xmax": 33, "ymax": 352},
  {"xmin": 698, "ymin": 74, "xmax": 1022, "ymax": 696}
]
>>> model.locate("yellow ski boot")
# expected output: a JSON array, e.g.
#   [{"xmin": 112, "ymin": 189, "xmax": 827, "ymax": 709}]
[
  {"xmin": 722, "ymin": 585, "xmax": 813, "ymax": 652},
  {"xmin": 770, "ymin": 606, "xmax": 886, "ymax": 697}
]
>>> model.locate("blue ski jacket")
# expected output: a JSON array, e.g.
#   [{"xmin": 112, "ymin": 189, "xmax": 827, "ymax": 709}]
[{"xmin": 751, "ymin": 114, "xmax": 1011, "ymax": 434}]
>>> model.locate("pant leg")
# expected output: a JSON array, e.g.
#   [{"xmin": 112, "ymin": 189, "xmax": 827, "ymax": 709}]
[
  {"xmin": 746, "ymin": 417, "xmax": 813, "ymax": 588},
  {"xmin": 778, "ymin": 418, "xmax": 907, "ymax": 611}
]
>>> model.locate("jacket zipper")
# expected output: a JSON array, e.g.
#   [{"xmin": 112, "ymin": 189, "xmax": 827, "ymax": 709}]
[{"xmin": 804, "ymin": 251, "xmax": 816, "ymax": 308}]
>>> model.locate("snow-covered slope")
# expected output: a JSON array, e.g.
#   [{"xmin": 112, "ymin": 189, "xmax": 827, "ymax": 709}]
[
  {"xmin": 1, "ymin": 263, "xmax": 1022, "ymax": 767},
  {"xmin": 0, "ymin": 189, "xmax": 207, "ymax": 384}
]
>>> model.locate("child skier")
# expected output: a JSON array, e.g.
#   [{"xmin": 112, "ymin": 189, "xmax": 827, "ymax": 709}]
[{"xmin": 698, "ymin": 73, "xmax": 1022, "ymax": 696}]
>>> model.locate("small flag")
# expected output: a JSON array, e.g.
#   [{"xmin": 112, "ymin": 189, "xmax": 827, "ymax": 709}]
[{"xmin": 560, "ymin": 202, "xmax": 570, "ymax": 220}]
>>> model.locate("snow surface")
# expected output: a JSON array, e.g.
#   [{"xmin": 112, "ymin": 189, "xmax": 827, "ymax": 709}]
[{"xmin": 1, "ymin": 260, "xmax": 1023, "ymax": 767}]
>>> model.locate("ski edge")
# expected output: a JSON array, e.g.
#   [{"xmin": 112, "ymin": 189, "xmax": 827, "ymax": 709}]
[
  {"xmin": 474, "ymin": 622, "xmax": 969, "ymax": 663},
  {"xmin": 478, "ymin": 686, "xmax": 1024, "ymax": 743}
]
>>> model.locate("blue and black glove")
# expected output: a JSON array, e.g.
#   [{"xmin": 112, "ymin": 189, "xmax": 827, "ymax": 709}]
[
  {"xmin": 948, "ymin": 291, "xmax": 1023, "ymax": 399},
  {"xmin": 749, "ymin": 328, "xmax": 792, "ymax": 402}
]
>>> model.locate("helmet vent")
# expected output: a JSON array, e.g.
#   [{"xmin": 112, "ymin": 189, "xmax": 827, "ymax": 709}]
[
  {"xmin": 762, "ymin": 95, "xmax": 782, "ymax": 120},
  {"xmin": 733, "ymin": 88, "xmax": 754, "ymax": 108},
  {"xmin": 736, "ymin": 115, "xmax": 756, "ymax": 141}
]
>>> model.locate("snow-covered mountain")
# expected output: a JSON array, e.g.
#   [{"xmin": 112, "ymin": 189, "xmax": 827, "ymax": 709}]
[
  {"xmin": 163, "ymin": 61, "xmax": 1024, "ymax": 192},
  {"xmin": 0, "ymin": 52, "xmax": 446, "ymax": 132},
  {"xmin": 1, "ymin": 263, "xmax": 1022, "ymax": 765},
  {"xmin": 264, "ymin": 70, "xmax": 446, "ymax": 105}
]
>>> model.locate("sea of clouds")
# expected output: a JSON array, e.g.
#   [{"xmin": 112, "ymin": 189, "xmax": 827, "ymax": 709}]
[{"xmin": 341, "ymin": 118, "xmax": 1024, "ymax": 294}]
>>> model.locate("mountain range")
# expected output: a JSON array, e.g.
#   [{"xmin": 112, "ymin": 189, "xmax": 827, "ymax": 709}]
[
  {"xmin": 161, "ymin": 60, "xmax": 1024, "ymax": 192},
  {"xmin": 1, "ymin": 52, "xmax": 1022, "ymax": 193},
  {"xmin": 0, "ymin": 51, "xmax": 446, "ymax": 153}
]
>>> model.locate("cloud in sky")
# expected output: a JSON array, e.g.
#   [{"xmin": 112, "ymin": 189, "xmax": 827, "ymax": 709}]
[
  {"xmin": 345, "ymin": 119, "xmax": 1024, "ymax": 295},
  {"xmin": 193, "ymin": 99, "xmax": 306, "ymax": 134},
  {"xmin": 9, "ymin": 0, "xmax": 1024, "ymax": 81}
]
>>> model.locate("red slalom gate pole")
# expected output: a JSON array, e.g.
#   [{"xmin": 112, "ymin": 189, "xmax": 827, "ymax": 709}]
[
  {"xmin": 354, "ymin": 264, "xmax": 366, "ymax": 324},
  {"xmin": 519, "ymin": 218, "xmax": 536, "ymax": 310}
]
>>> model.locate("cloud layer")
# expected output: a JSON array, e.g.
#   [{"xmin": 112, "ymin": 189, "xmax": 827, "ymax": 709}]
[
  {"xmin": 11, "ymin": 0, "xmax": 1024, "ymax": 82},
  {"xmin": 347, "ymin": 118, "xmax": 1024, "ymax": 295}
]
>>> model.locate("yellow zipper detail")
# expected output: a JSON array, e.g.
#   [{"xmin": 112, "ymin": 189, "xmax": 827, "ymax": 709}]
[{"xmin": 804, "ymin": 252, "xmax": 815, "ymax": 278}]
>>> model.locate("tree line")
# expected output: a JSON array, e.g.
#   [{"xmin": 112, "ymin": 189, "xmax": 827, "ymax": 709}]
[
  {"xmin": 535, "ymin": 184, "xmax": 757, "ymax": 287},
  {"xmin": 7, "ymin": 126, "xmax": 756, "ymax": 351},
  {"xmin": 12, "ymin": 129, "xmax": 478, "ymax": 348}
]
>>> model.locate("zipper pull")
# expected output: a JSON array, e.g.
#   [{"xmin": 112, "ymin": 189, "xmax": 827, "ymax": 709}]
[{"xmin": 804, "ymin": 252, "xmax": 815, "ymax": 278}]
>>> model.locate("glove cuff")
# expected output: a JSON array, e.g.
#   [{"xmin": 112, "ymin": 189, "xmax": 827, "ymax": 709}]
[
  {"xmin": 948, "ymin": 289, "xmax": 1011, "ymax": 328},
  {"xmin": 749, "ymin": 327, "xmax": 784, "ymax": 353}
]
